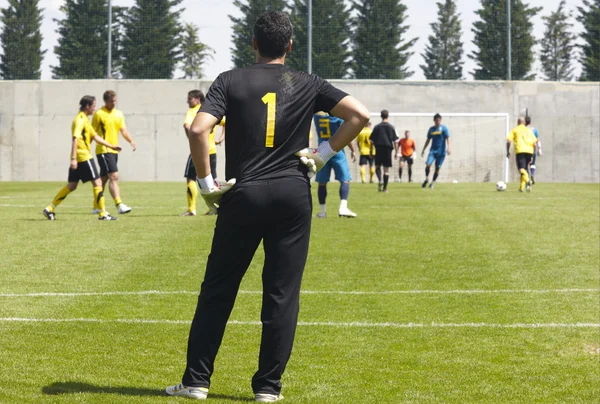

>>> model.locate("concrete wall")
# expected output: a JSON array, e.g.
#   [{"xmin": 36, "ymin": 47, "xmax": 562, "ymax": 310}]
[{"xmin": 0, "ymin": 80, "xmax": 598, "ymax": 183}]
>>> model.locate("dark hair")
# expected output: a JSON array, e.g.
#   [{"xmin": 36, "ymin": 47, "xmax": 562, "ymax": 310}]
[
  {"xmin": 79, "ymin": 95, "xmax": 95, "ymax": 111},
  {"xmin": 434, "ymin": 113, "xmax": 442, "ymax": 121},
  {"xmin": 381, "ymin": 110, "xmax": 389, "ymax": 119},
  {"xmin": 253, "ymin": 11, "xmax": 293, "ymax": 59},
  {"xmin": 525, "ymin": 116, "xmax": 532, "ymax": 125},
  {"xmin": 188, "ymin": 89, "xmax": 205, "ymax": 103},
  {"xmin": 103, "ymin": 90, "xmax": 116, "ymax": 102}
]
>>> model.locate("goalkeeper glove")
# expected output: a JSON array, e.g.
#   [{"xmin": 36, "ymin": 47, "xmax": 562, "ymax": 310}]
[
  {"xmin": 294, "ymin": 140, "xmax": 337, "ymax": 178},
  {"xmin": 196, "ymin": 176, "xmax": 236, "ymax": 214}
]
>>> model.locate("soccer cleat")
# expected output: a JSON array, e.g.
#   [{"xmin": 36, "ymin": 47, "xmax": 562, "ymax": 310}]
[
  {"xmin": 338, "ymin": 207, "xmax": 357, "ymax": 218},
  {"xmin": 99, "ymin": 213, "xmax": 118, "ymax": 221},
  {"xmin": 91, "ymin": 208, "xmax": 100, "ymax": 214},
  {"xmin": 378, "ymin": 183, "xmax": 383, "ymax": 192},
  {"xmin": 526, "ymin": 181, "xmax": 531, "ymax": 192},
  {"xmin": 422, "ymin": 180, "xmax": 428, "ymax": 188},
  {"xmin": 117, "ymin": 203, "xmax": 132, "ymax": 214},
  {"xmin": 383, "ymin": 189, "xmax": 389, "ymax": 193},
  {"xmin": 43, "ymin": 208, "xmax": 55, "ymax": 221},
  {"xmin": 315, "ymin": 212, "xmax": 327, "ymax": 219},
  {"xmin": 204, "ymin": 210, "xmax": 215, "ymax": 216},
  {"xmin": 165, "ymin": 383, "xmax": 208, "ymax": 400},
  {"xmin": 255, "ymin": 393, "xmax": 284, "ymax": 402},
  {"xmin": 429, "ymin": 182, "xmax": 435, "ymax": 189},
  {"xmin": 181, "ymin": 211, "xmax": 197, "ymax": 217}
]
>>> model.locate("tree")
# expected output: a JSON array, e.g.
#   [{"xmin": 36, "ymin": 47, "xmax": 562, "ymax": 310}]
[
  {"xmin": 470, "ymin": 0, "xmax": 541, "ymax": 80},
  {"xmin": 420, "ymin": 0, "xmax": 463, "ymax": 80},
  {"xmin": 577, "ymin": 0, "xmax": 600, "ymax": 81},
  {"xmin": 179, "ymin": 23, "xmax": 214, "ymax": 79},
  {"xmin": 52, "ymin": 0, "xmax": 125, "ymax": 79},
  {"xmin": 540, "ymin": 0, "xmax": 575, "ymax": 81},
  {"xmin": 121, "ymin": 0, "xmax": 183, "ymax": 79},
  {"xmin": 287, "ymin": 0, "xmax": 351, "ymax": 78},
  {"xmin": 0, "ymin": 0, "xmax": 45, "ymax": 80},
  {"xmin": 352, "ymin": 0, "xmax": 417, "ymax": 79},
  {"xmin": 230, "ymin": 0, "xmax": 287, "ymax": 69}
]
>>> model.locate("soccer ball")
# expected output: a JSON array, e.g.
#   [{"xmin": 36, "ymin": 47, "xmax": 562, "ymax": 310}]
[{"xmin": 496, "ymin": 181, "xmax": 507, "ymax": 191}]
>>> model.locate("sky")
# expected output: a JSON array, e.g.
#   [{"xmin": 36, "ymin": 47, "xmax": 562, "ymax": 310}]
[{"xmin": 0, "ymin": 0, "xmax": 587, "ymax": 80}]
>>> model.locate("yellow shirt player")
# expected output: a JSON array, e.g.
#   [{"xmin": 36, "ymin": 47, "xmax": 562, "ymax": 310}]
[
  {"xmin": 182, "ymin": 90, "xmax": 227, "ymax": 216},
  {"xmin": 43, "ymin": 96, "xmax": 121, "ymax": 221},
  {"xmin": 91, "ymin": 90, "xmax": 136, "ymax": 214},
  {"xmin": 355, "ymin": 122, "xmax": 375, "ymax": 183},
  {"xmin": 506, "ymin": 117, "xmax": 538, "ymax": 192}
]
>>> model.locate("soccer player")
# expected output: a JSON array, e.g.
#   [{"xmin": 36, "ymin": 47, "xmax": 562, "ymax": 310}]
[
  {"xmin": 355, "ymin": 121, "xmax": 375, "ymax": 183},
  {"xmin": 369, "ymin": 110, "xmax": 398, "ymax": 192},
  {"xmin": 43, "ymin": 96, "xmax": 120, "ymax": 221},
  {"xmin": 421, "ymin": 113, "xmax": 451, "ymax": 189},
  {"xmin": 313, "ymin": 112, "xmax": 357, "ymax": 218},
  {"xmin": 165, "ymin": 11, "xmax": 369, "ymax": 402},
  {"xmin": 92, "ymin": 90, "xmax": 136, "ymax": 215},
  {"xmin": 507, "ymin": 117, "xmax": 538, "ymax": 192},
  {"xmin": 396, "ymin": 130, "xmax": 416, "ymax": 182},
  {"xmin": 525, "ymin": 116, "xmax": 542, "ymax": 184},
  {"xmin": 182, "ymin": 91, "xmax": 227, "ymax": 216}
]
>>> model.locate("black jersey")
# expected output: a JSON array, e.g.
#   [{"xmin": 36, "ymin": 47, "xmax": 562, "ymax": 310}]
[
  {"xmin": 199, "ymin": 63, "xmax": 347, "ymax": 183},
  {"xmin": 370, "ymin": 122, "xmax": 398, "ymax": 149}
]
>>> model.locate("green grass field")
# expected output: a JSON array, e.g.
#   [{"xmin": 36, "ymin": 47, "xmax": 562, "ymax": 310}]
[{"xmin": 0, "ymin": 181, "xmax": 598, "ymax": 403}]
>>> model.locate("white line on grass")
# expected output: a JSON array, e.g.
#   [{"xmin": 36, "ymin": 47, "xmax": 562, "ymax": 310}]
[
  {"xmin": 0, "ymin": 318, "xmax": 598, "ymax": 328},
  {"xmin": 0, "ymin": 288, "xmax": 598, "ymax": 297}
]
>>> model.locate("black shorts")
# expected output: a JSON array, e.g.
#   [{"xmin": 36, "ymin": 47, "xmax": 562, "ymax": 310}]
[
  {"xmin": 68, "ymin": 159, "xmax": 100, "ymax": 183},
  {"xmin": 400, "ymin": 155, "xmax": 414, "ymax": 165},
  {"xmin": 516, "ymin": 153, "xmax": 533, "ymax": 171},
  {"xmin": 184, "ymin": 154, "xmax": 218, "ymax": 180},
  {"xmin": 97, "ymin": 153, "xmax": 119, "ymax": 176},
  {"xmin": 359, "ymin": 155, "xmax": 373, "ymax": 166},
  {"xmin": 374, "ymin": 148, "xmax": 393, "ymax": 168}
]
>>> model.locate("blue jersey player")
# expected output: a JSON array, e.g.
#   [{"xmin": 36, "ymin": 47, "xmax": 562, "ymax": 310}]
[
  {"xmin": 314, "ymin": 113, "xmax": 357, "ymax": 218},
  {"xmin": 525, "ymin": 116, "xmax": 542, "ymax": 184},
  {"xmin": 420, "ymin": 113, "xmax": 451, "ymax": 189}
]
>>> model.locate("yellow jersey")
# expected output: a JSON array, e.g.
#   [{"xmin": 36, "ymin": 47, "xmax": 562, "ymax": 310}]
[
  {"xmin": 356, "ymin": 127, "xmax": 374, "ymax": 156},
  {"xmin": 507, "ymin": 124, "xmax": 537, "ymax": 155},
  {"xmin": 93, "ymin": 107, "xmax": 125, "ymax": 155},
  {"xmin": 72, "ymin": 111, "xmax": 96, "ymax": 163},
  {"xmin": 184, "ymin": 105, "xmax": 225, "ymax": 155}
]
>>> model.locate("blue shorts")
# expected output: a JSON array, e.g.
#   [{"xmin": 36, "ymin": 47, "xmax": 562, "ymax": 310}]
[
  {"xmin": 316, "ymin": 151, "xmax": 351, "ymax": 183},
  {"xmin": 426, "ymin": 151, "xmax": 446, "ymax": 168}
]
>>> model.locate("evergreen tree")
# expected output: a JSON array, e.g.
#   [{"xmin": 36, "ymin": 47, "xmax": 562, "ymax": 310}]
[
  {"xmin": 0, "ymin": 0, "xmax": 45, "ymax": 80},
  {"xmin": 420, "ymin": 0, "xmax": 463, "ymax": 80},
  {"xmin": 52, "ymin": 0, "xmax": 125, "ymax": 79},
  {"xmin": 540, "ymin": 0, "xmax": 575, "ymax": 81},
  {"xmin": 470, "ymin": 0, "xmax": 541, "ymax": 80},
  {"xmin": 180, "ymin": 23, "xmax": 213, "ymax": 79},
  {"xmin": 230, "ymin": 0, "xmax": 287, "ymax": 69},
  {"xmin": 288, "ymin": 0, "xmax": 351, "ymax": 78},
  {"xmin": 577, "ymin": 0, "xmax": 600, "ymax": 81},
  {"xmin": 352, "ymin": 0, "xmax": 417, "ymax": 79},
  {"xmin": 121, "ymin": 0, "xmax": 183, "ymax": 79}
]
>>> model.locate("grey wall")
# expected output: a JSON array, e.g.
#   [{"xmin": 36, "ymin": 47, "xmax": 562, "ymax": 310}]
[{"xmin": 0, "ymin": 80, "xmax": 598, "ymax": 183}]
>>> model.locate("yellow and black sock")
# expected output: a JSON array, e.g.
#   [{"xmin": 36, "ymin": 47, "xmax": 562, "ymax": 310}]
[
  {"xmin": 187, "ymin": 181, "xmax": 198, "ymax": 213},
  {"xmin": 114, "ymin": 197, "xmax": 122, "ymax": 208},
  {"xmin": 369, "ymin": 166, "xmax": 375, "ymax": 182},
  {"xmin": 48, "ymin": 186, "xmax": 72, "ymax": 212},
  {"xmin": 360, "ymin": 166, "xmax": 366, "ymax": 183},
  {"xmin": 519, "ymin": 169, "xmax": 529, "ymax": 191},
  {"xmin": 94, "ymin": 187, "xmax": 106, "ymax": 217}
]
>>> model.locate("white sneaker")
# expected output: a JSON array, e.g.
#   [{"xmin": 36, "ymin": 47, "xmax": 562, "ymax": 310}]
[
  {"xmin": 117, "ymin": 203, "xmax": 132, "ymax": 214},
  {"xmin": 315, "ymin": 212, "xmax": 327, "ymax": 218},
  {"xmin": 338, "ymin": 207, "xmax": 357, "ymax": 218},
  {"xmin": 91, "ymin": 208, "xmax": 100, "ymax": 214},
  {"xmin": 165, "ymin": 383, "xmax": 208, "ymax": 400},
  {"xmin": 255, "ymin": 393, "xmax": 284, "ymax": 402}
]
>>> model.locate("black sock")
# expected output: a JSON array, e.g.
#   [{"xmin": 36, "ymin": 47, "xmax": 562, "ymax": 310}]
[
  {"xmin": 433, "ymin": 171, "xmax": 439, "ymax": 182},
  {"xmin": 375, "ymin": 166, "xmax": 382, "ymax": 183},
  {"xmin": 383, "ymin": 174, "xmax": 389, "ymax": 190},
  {"xmin": 408, "ymin": 167, "xmax": 412, "ymax": 181},
  {"xmin": 425, "ymin": 166, "xmax": 430, "ymax": 178},
  {"xmin": 399, "ymin": 168, "xmax": 403, "ymax": 180}
]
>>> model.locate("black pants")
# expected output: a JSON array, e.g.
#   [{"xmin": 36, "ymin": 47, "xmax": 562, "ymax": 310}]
[{"xmin": 182, "ymin": 176, "xmax": 312, "ymax": 395}]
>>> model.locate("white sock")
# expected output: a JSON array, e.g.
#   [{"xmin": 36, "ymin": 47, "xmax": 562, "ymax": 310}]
[
  {"xmin": 319, "ymin": 204, "xmax": 326, "ymax": 214},
  {"xmin": 340, "ymin": 200, "xmax": 348, "ymax": 210}
]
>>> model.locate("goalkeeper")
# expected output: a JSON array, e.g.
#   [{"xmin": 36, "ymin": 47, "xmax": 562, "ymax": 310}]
[{"xmin": 166, "ymin": 10, "xmax": 369, "ymax": 403}]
